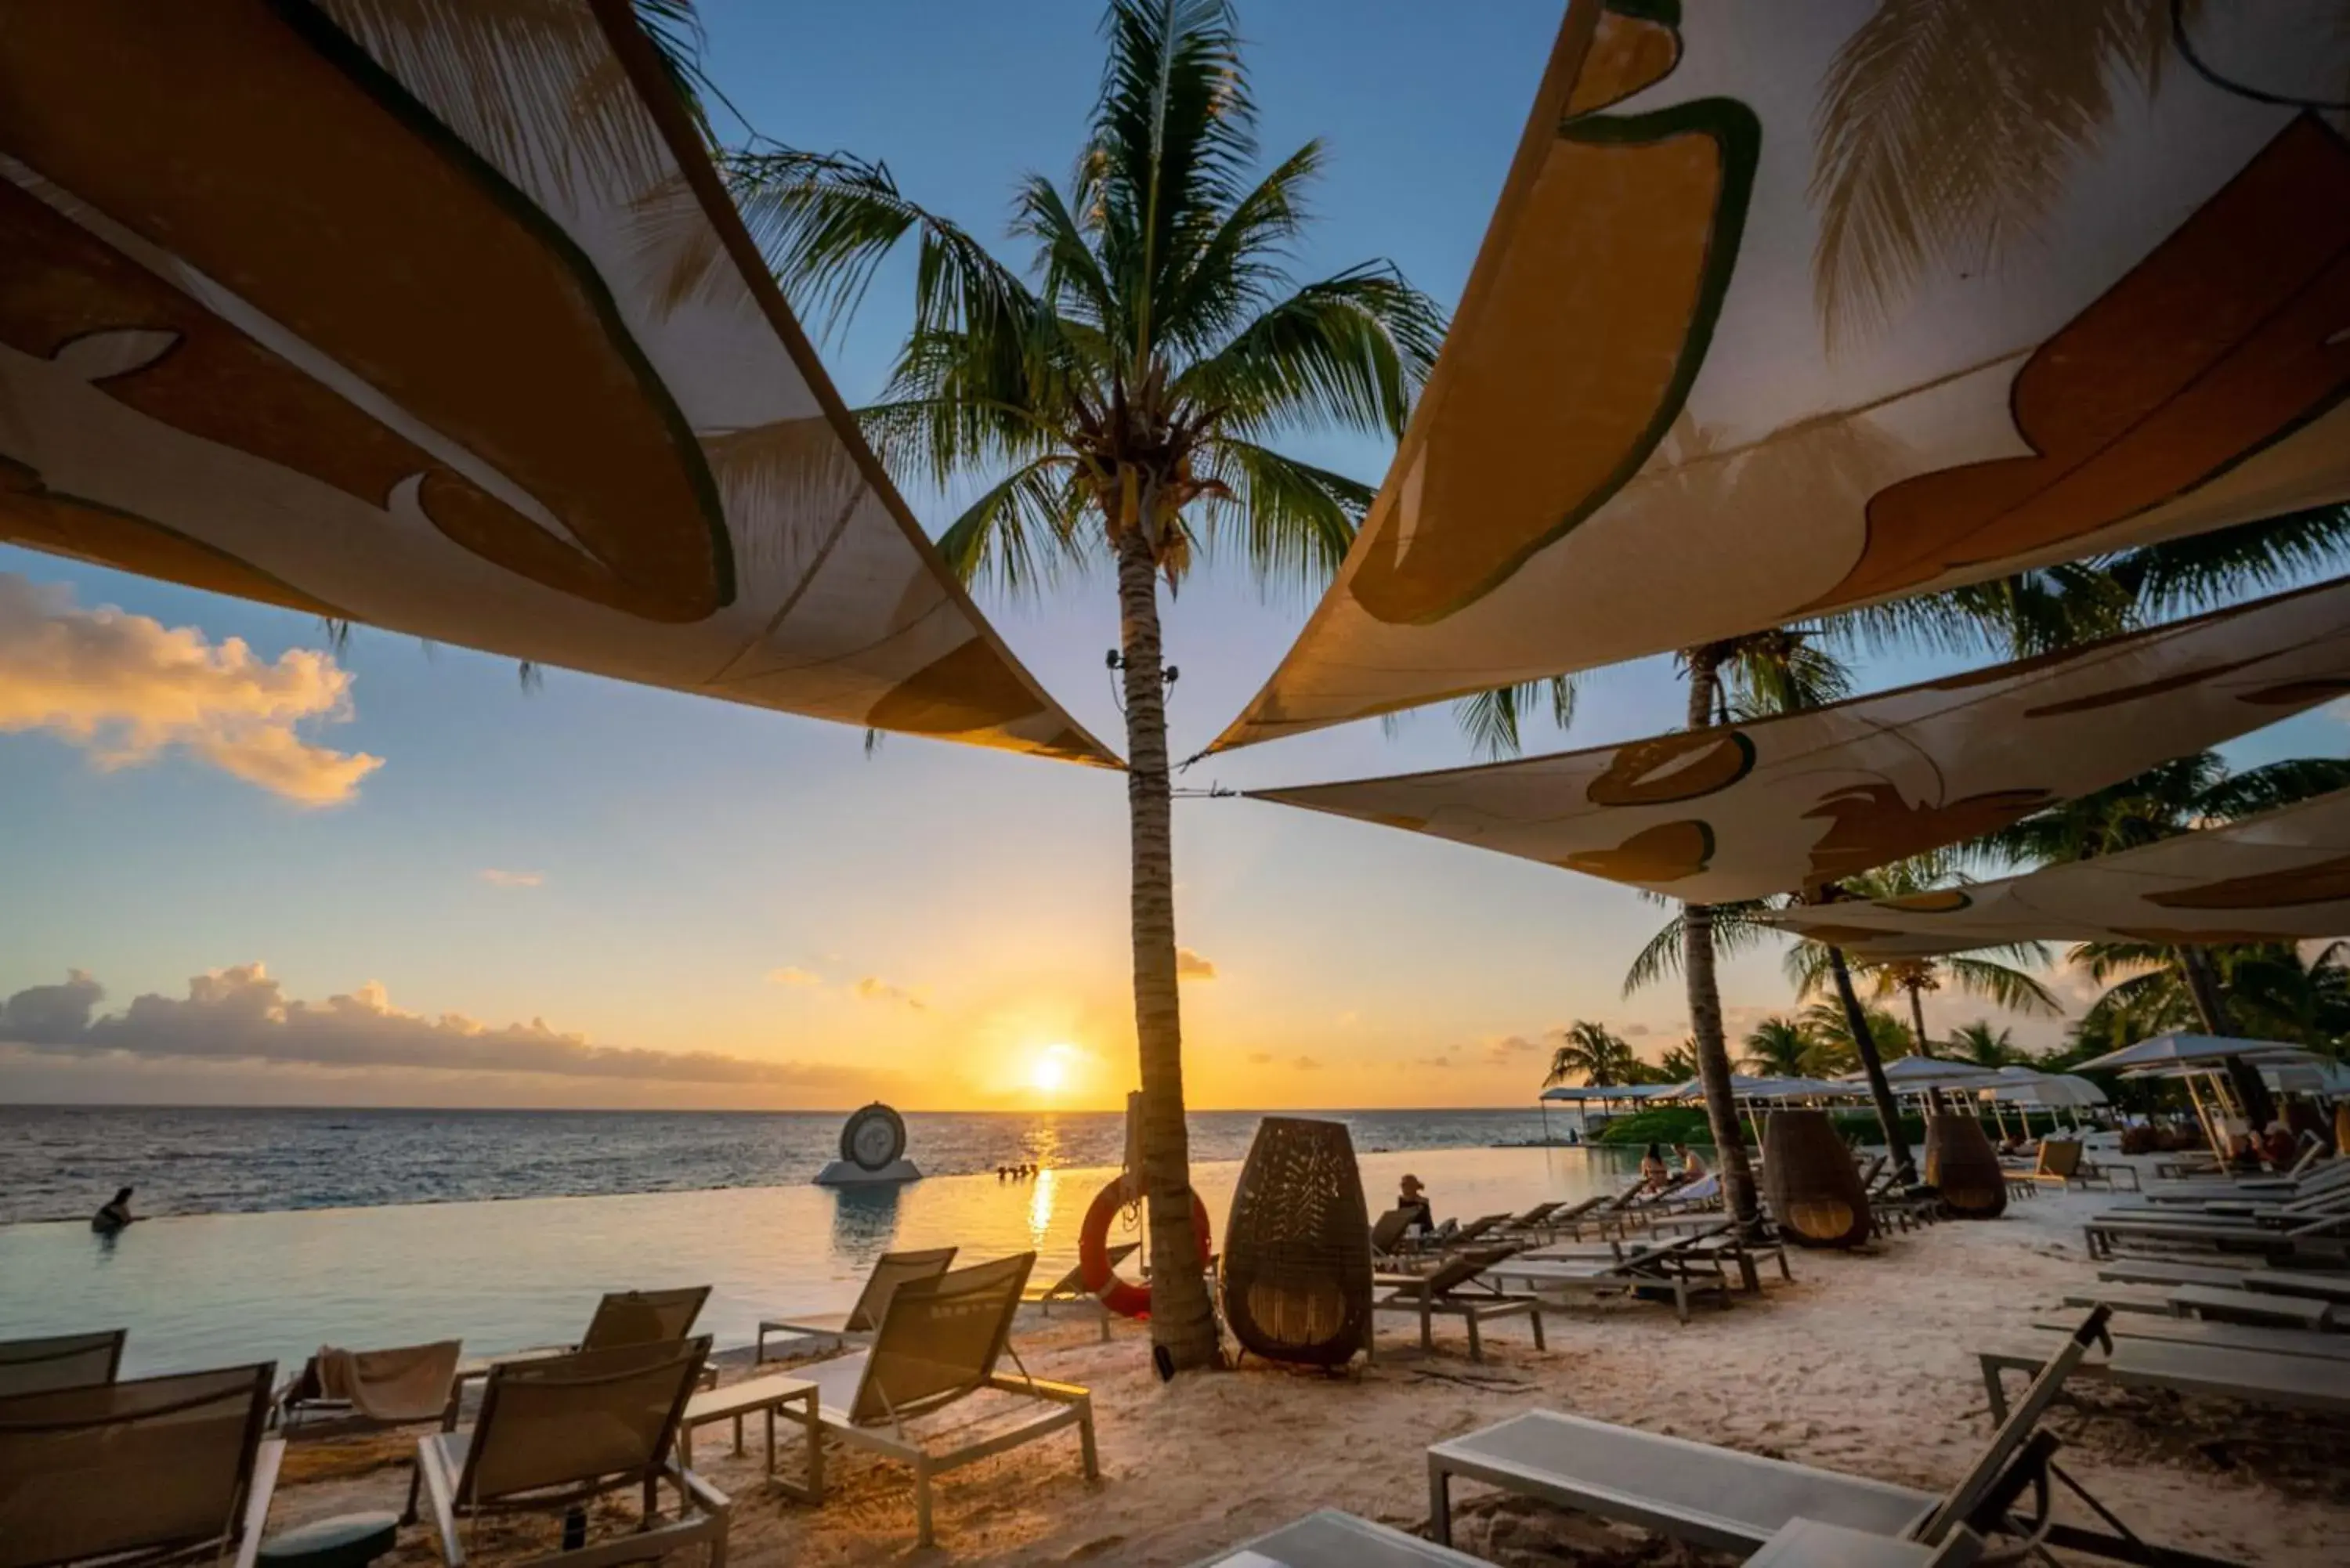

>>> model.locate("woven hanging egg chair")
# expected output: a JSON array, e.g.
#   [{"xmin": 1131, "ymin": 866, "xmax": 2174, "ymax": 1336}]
[
  {"xmin": 1761, "ymin": 1110, "xmax": 1872, "ymax": 1248},
  {"xmin": 1924, "ymin": 1112, "xmax": 2007, "ymax": 1219},
  {"xmin": 1219, "ymin": 1117, "xmax": 1373, "ymax": 1367}
]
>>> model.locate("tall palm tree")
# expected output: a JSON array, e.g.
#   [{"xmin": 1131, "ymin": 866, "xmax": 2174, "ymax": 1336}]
[
  {"xmin": 1546, "ymin": 1021, "xmax": 1639, "ymax": 1089},
  {"xmin": 1802, "ymin": 999, "xmax": 1914, "ymax": 1062},
  {"xmin": 1737, "ymin": 1017, "xmax": 1817, "ymax": 1078},
  {"xmin": 731, "ymin": 0, "xmax": 1443, "ymax": 1370},
  {"xmin": 1657, "ymin": 1040, "xmax": 1701, "ymax": 1080}
]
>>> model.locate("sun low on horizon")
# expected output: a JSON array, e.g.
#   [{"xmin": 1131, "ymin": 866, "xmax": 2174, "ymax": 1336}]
[{"xmin": 1027, "ymin": 1042, "xmax": 1080, "ymax": 1098}]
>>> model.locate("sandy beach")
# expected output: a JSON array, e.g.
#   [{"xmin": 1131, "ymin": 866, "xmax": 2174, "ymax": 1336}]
[{"xmin": 265, "ymin": 1180, "xmax": 2349, "ymax": 1566}]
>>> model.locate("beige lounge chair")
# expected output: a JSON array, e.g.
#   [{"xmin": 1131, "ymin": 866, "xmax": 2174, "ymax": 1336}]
[
  {"xmin": 415, "ymin": 1337, "xmax": 725, "ymax": 1568},
  {"xmin": 279, "ymin": 1339, "xmax": 463, "ymax": 1431},
  {"xmin": 1021, "ymin": 1245, "xmax": 1138, "ymax": 1343},
  {"xmin": 0, "ymin": 1360, "xmax": 281, "ymax": 1568},
  {"xmin": 1369, "ymin": 1207, "xmax": 1419, "ymax": 1266},
  {"xmin": 1372, "ymin": 1247, "xmax": 1544, "ymax": 1362},
  {"xmin": 756, "ymin": 1248, "xmax": 955, "ymax": 1360},
  {"xmin": 796, "ymin": 1252, "xmax": 1096, "ymax": 1548},
  {"xmin": 0, "ymin": 1329, "xmax": 125, "ymax": 1397},
  {"xmin": 580, "ymin": 1286, "xmax": 712, "ymax": 1350}
]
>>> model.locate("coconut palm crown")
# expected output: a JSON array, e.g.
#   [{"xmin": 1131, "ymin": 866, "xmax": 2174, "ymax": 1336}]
[{"xmin": 724, "ymin": 0, "xmax": 1443, "ymax": 1371}]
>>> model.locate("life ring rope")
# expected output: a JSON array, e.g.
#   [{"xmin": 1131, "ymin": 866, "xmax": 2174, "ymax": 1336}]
[{"xmin": 1078, "ymin": 1174, "xmax": 1210, "ymax": 1319}]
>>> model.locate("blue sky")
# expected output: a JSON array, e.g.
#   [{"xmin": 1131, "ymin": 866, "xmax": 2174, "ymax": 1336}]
[{"xmin": 2, "ymin": 2, "xmax": 2341, "ymax": 1111}]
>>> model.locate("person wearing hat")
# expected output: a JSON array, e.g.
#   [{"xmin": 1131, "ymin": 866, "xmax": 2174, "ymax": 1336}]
[{"xmin": 1397, "ymin": 1173, "xmax": 1434, "ymax": 1234}]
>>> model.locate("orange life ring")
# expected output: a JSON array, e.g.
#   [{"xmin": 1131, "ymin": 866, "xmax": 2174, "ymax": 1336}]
[{"xmin": 1078, "ymin": 1176, "xmax": 1212, "ymax": 1319}]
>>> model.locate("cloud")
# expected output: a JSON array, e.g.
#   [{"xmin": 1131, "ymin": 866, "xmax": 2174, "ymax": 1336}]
[
  {"xmin": 1625, "ymin": 1023, "xmax": 1650, "ymax": 1036},
  {"xmin": 479, "ymin": 869, "xmax": 544, "ymax": 889},
  {"xmin": 1484, "ymin": 1033, "xmax": 1544, "ymax": 1066},
  {"xmin": 1175, "ymin": 948, "xmax": 1217, "ymax": 981},
  {"xmin": 1292, "ymin": 1055, "xmax": 1322, "ymax": 1071},
  {"xmin": 1413, "ymin": 1055, "xmax": 1452, "ymax": 1069},
  {"xmin": 1246, "ymin": 1051, "xmax": 1274, "ymax": 1066},
  {"xmin": 0, "ymin": 574, "xmax": 381, "ymax": 804},
  {"xmin": 0, "ymin": 965, "xmax": 858, "ymax": 1087},
  {"xmin": 767, "ymin": 966, "xmax": 823, "ymax": 988},
  {"xmin": 854, "ymin": 976, "xmax": 928, "ymax": 1011}
]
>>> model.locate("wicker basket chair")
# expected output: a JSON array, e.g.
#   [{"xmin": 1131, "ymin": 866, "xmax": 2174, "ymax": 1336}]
[
  {"xmin": 1760, "ymin": 1110, "xmax": 1873, "ymax": 1248},
  {"xmin": 1219, "ymin": 1118, "xmax": 1374, "ymax": 1367},
  {"xmin": 1924, "ymin": 1113, "xmax": 2008, "ymax": 1219}
]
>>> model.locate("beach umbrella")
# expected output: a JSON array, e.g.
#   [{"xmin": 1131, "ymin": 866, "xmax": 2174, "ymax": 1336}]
[{"xmin": 2072, "ymin": 1034, "xmax": 2316, "ymax": 1075}]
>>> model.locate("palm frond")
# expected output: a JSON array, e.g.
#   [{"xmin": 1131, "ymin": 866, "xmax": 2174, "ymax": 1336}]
[
  {"xmin": 2194, "ymin": 757, "xmax": 2350, "ymax": 823},
  {"xmin": 1152, "ymin": 140, "xmax": 1325, "ymax": 356},
  {"xmin": 1945, "ymin": 955, "xmax": 2063, "ymax": 1017},
  {"xmin": 2103, "ymin": 504, "xmax": 2350, "ymax": 620},
  {"xmin": 932, "ymin": 457, "xmax": 1093, "ymax": 598},
  {"xmin": 1188, "ymin": 439, "xmax": 1368, "ymax": 596},
  {"xmin": 1452, "ymin": 677, "xmax": 1578, "ymax": 761},
  {"xmin": 1810, "ymin": 0, "xmax": 2149, "ymax": 344},
  {"xmin": 1176, "ymin": 263, "xmax": 1444, "ymax": 441}
]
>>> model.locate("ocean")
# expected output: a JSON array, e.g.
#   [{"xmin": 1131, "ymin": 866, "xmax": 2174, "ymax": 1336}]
[
  {"xmin": 0, "ymin": 1104, "xmax": 1567, "ymax": 1223},
  {"xmin": 0, "ymin": 1106, "xmax": 1625, "ymax": 1378}
]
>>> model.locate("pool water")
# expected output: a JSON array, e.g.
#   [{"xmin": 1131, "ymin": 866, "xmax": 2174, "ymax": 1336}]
[{"xmin": 0, "ymin": 1143, "xmax": 1634, "ymax": 1377}]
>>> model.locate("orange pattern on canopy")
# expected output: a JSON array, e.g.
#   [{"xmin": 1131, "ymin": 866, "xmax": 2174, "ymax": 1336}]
[
  {"xmin": 1211, "ymin": 0, "xmax": 2350, "ymax": 751},
  {"xmin": 0, "ymin": 0, "xmax": 1112, "ymax": 765},
  {"xmin": 1250, "ymin": 576, "xmax": 2350, "ymax": 904}
]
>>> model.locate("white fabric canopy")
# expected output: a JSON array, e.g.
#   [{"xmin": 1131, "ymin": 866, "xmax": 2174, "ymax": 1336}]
[
  {"xmin": 0, "ymin": 2, "xmax": 1113, "ymax": 765},
  {"xmin": 1250, "ymin": 577, "xmax": 2350, "ymax": 901},
  {"xmin": 2080, "ymin": 1032, "xmax": 2321, "ymax": 1073},
  {"xmin": 1982, "ymin": 1069, "xmax": 2110, "ymax": 1108},
  {"xmin": 1765, "ymin": 789, "xmax": 2350, "ymax": 958},
  {"xmin": 1213, "ymin": 0, "xmax": 2350, "ymax": 750}
]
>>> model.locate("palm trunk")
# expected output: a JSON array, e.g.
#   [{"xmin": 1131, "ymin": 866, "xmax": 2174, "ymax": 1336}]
[
  {"xmin": 1113, "ymin": 526, "xmax": 1218, "ymax": 1371},
  {"xmin": 1830, "ymin": 945, "xmax": 1914, "ymax": 1183},
  {"xmin": 1679, "ymin": 645, "xmax": 1759, "ymax": 1229},
  {"xmin": 2175, "ymin": 945, "xmax": 2276, "ymax": 1132},
  {"xmin": 1907, "ymin": 982, "xmax": 1931, "ymax": 1058}
]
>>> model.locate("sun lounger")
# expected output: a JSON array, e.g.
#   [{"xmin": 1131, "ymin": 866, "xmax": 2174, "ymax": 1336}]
[
  {"xmin": 794, "ymin": 1252, "xmax": 1096, "ymax": 1548},
  {"xmin": 757, "ymin": 1248, "xmax": 955, "ymax": 1360},
  {"xmin": 2169, "ymin": 1284, "xmax": 2334, "ymax": 1330},
  {"xmin": 0, "ymin": 1329, "xmax": 125, "ymax": 1397},
  {"xmin": 1541, "ymin": 1187, "xmax": 1650, "ymax": 1242},
  {"xmin": 1446, "ymin": 1212, "xmax": 1515, "ymax": 1248},
  {"xmin": 1744, "ymin": 1519, "xmax": 1986, "ymax": 1567},
  {"xmin": 2034, "ymin": 1312, "xmax": 2350, "ymax": 1363},
  {"xmin": 1429, "ymin": 1308, "xmax": 2234, "ymax": 1566},
  {"xmin": 1373, "ymin": 1247, "xmax": 1545, "ymax": 1362},
  {"xmin": 2106, "ymin": 1339, "xmax": 2350, "ymax": 1419},
  {"xmin": 1369, "ymin": 1207, "xmax": 1420, "ymax": 1265},
  {"xmin": 454, "ymin": 1284, "xmax": 715, "ymax": 1410},
  {"xmin": 1486, "ymin": 1230, "xmax": 1734, "ymax": 1324},
  {"xmin": 2141, "ymin": 1155, "xmax": 2347, "ymax": 1205},
  {"xmin": 2084, "ymin": 1205, "xmax": 2350, "ymax": 1261},
  {"xmin": 0, "ymin": 1361, "xmax": 281, "ymax": 1568},
  {"xmin": 2095, "ymin": 1259, "xmax": 2350, "ymax": 1306},
  {"xmin": 1188, "ymin": 1508, "xmax": 1487, "ymax": 1566},
  {"xmin": 415, "ymin": 1336, "xmax": 725, "ymax": 1568},
  {"xmin": 1019, "ymin": 1244, "xmax": 1137, "ymax": 1343},
  {"xmin": 279, "ymin": 1338, "xmax": 464, "ymax": 1431}
]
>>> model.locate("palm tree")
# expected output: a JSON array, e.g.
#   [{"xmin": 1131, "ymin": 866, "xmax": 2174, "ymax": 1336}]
[
  {"xmin": 1968, "ymin": 750, "xmax": 2350, "ymax": 1127},
  {"xmin": 1657, "ymin": 1040, "xmax": 1701, "ymax": 1081},
  {"xmin": 1546, "ymin": 1021, "xmax": 1640, "ymax": 1089},
  {"xmin": 1737, "ymin": 1017, "xmax": 1817, "ymax": 1078},
  {"xmin": 732, "ymin": 0, "xmax": 1443, "ymax": 1370},
  {"xmin": 1802, "ymin": 999, "xmax": 1914, "ymax": 1062},
  {"xmin": 1949, "ymin": 1020, "xmax": 2025, "ymax": 1069}
]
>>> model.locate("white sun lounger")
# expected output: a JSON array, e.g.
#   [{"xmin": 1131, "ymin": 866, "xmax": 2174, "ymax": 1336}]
[
  {"xmin": 1186, "ymin": 1508, "xmax": 1487, "ymax": 1566},
  {"xmin": 1428, "ymin": 1310, "xmax": 2234, "ymax": 1566},
  {"xmin": 2105, "ymin": 1340, "xmax": 2350, "ymax": 1418},
  {"xmin": 2095, "ymin": 1259, "xmax": 2350, "ymax": 1306},
  {"xmin": 2034, "ymin": 1312, "xmax": 2350, "ymax": 1363}
]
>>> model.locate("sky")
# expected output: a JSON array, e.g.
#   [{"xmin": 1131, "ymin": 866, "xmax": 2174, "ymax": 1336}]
[{"xmin": 2, "ymin": 1, "xmax": 2344, "ymax": 1113}]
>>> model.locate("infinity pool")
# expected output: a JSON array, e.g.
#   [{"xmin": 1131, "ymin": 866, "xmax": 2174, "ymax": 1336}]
[{"xmin": 0, "ymin": 1143, "xmax": 1632, "ymax": 1376}]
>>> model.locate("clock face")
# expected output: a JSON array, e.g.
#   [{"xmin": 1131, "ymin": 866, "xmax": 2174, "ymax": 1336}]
[{"xmin": 844, "ymin": 1105, "xmax": 906, "ymax": 1169}]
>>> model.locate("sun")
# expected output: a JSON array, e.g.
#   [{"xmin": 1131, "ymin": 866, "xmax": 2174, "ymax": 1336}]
[{"xmin": 1029, "ymin": 1042, "xmax": 1077, "ymax": 1095}]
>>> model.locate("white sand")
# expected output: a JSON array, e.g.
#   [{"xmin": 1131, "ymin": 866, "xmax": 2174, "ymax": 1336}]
[{"xmin": 273, "ymin": 1181, "xmax": 2348, "ymax": 1566}]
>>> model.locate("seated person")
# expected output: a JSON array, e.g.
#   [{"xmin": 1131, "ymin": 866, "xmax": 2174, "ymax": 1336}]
[
  {"xmin": 2261, "ymin": 1120, "xmax": 2297, "ymax": 1169},
  {"xmin": 1397, "ymin": 1173, "xmax": 1434, "ymax": 1233},
  {"xmin": 1639, "ymin": 1142, "xmax": 1671, "ymax": 1193},
  {"xmin": 1674, "ymin": 1143, "xmax": 1708, "ymax": 1180}
]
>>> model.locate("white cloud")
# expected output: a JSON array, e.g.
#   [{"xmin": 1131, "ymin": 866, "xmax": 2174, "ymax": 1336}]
[
  {"xmin": 1292, "ymin": 1055, "xmax": 1322, "ymax": 1071},
  {"xmin": 0, "ymin": 574, "xmax": 381, "ymax": 804},
  {"xmin": 0, "ymin": 964, "xmax": 858, "ymax": 1087},
  {"xmin": 479, "ymin": 869, "xmax": 544, "ymax": 888},
  {"xmin": 1246, "ymin": 1051, "xmax": 1274, "ymax": 1066},
  {"xmin": 854, "ymin": 976, "xmax": 928, "ymax": 1011},
  {"xmin": 767, "ymin": 966, "xmax": 823, "ymax": 988},
  {"xmin": 1176, "ymin": 948, "xmax": 1217, "ymax": 981}
]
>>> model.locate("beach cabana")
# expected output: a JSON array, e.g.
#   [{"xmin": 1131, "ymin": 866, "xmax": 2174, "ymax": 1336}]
[{"xmin": 0, "ymin": 4, "xmax": 1112, "ymax": 766}]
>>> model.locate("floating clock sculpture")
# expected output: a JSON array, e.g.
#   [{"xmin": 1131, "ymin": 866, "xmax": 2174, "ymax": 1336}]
[{"xmin": 813, "ymin": 1101, "xmax": 922, "ymax": 1186}]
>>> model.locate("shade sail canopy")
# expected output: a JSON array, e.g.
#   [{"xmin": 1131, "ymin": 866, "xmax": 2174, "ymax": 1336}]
[
  {"xmin": 2075, "ymin": 1033, "xmax": 2319, "ymax": 1074},
  {"xmin": 1251, "ymin": 577, "xmax": 2350, "ymax": 901},
  {"xmin": 1765, "ymin": 788, "xmax": 2350, "ymax": 959},
  {"xmin": 1538, "ymin": 1082, "xmax": 1683, "ymax": 1103},
  {"xmin": 1211, "ymin": 0, "xmax": 2350, "ymax": 752},
  {"xmin": 0, "ymin": 2, "xmax": 1113, "ymax": 766}
]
